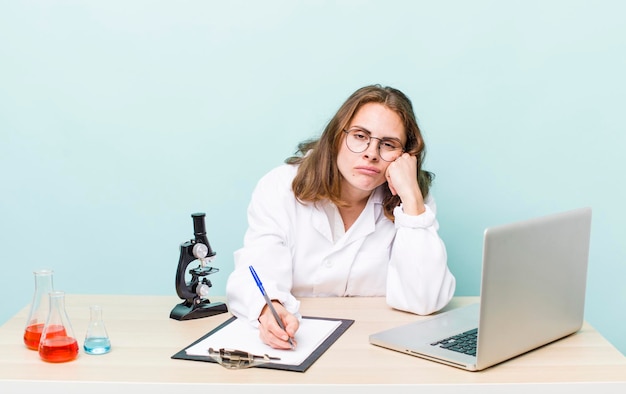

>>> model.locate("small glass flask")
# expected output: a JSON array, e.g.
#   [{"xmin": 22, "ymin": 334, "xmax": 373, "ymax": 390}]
[
  {"xmin": 23, "ymin": 269, "xmax": 54, "ymax": 350},
  {"xmin": 83, "ymin": 305, "xmax": 111, "ymax": 355},
  {"xmin": 38, "ymin": 291, "xmax": 79, "ymax": 362}
]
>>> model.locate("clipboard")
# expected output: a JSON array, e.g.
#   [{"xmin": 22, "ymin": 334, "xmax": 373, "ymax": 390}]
[{"xmin": 171, "ymin": 315, "xmax": 354, "ymax": 372}]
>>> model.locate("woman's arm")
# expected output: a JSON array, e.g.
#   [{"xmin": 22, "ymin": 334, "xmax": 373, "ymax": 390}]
[
  {"xmin": 225, "ymin": 165, "xmax": 302, "ymax": 325},
  {"xmin": 386, "ymin": 197, "xmax": 456, "ymax": 315}
]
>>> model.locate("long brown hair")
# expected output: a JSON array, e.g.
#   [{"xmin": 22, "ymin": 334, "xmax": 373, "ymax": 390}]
[{"xmin": 286, "ymin": 84, "xmax": 433, "ymax": 221}]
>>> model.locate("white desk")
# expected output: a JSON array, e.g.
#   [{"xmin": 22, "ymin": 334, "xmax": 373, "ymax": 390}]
[{"xmin": 1, "ymin": 294, "xmax": 625, "ymax": 393}]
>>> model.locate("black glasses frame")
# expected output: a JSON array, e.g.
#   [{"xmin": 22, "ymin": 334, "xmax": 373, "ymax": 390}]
[{"xmin": 342, "ymin": 128, "xmax": 405, "ymax": 162}]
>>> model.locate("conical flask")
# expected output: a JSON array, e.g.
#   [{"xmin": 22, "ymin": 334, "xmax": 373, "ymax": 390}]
[
  {"xmin": 23, "ymin": 269, "xmax": 54, "ymax": 350},
  {"xmin": 83, "ymin": 305, "xmax": 111, "ymax": 355},
  {"xmin": 38, "ymin": 291, "xmax": 79, "ymax": 362}
]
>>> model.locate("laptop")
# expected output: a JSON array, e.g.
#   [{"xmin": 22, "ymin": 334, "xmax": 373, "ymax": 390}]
[{"xmin": 369, "ymin": 207, "xmax": 592, "ymax": 371}]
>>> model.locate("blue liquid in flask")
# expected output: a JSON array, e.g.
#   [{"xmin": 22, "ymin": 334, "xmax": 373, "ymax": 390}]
[
  {"xmin": 84, "ymin": 305, "xmax": 111, "ymax": 355},
  {"xmin": 84, "ymin": 337, "xmax": 111, "ymax": 354}
]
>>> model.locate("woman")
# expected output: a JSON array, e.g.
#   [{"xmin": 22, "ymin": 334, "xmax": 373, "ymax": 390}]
[{"xmin": 226, "ymin": 84, "xmax": 456, "ymax": 349}]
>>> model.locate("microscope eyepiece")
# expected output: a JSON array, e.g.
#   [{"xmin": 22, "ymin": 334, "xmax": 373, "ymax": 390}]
[
  {"xmin": 190, "ymin": 212, "xmax": 215, "ymax": 258},
  {"xmin": 192, "ymin": 212, "xmax": 207, "ymax": 236}
]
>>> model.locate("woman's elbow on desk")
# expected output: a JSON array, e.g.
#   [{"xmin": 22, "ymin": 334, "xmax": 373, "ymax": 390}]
[{"xmin": 386, "ymin": 273, "xmax": 456, "ymax": 316}]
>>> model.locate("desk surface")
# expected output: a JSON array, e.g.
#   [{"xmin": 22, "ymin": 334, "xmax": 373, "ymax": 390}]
[{"xmin": 1, "ymin": 294, "xmax": 625, "ymax": 393}]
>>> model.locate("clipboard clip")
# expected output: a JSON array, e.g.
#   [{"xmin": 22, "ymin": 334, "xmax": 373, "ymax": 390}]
[{"xmin": 208, "ymin": 347, "xmax": 280, "ymax": 369}]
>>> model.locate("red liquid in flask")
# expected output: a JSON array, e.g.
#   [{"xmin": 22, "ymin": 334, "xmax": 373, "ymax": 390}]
[
  {"xmin": 24, "ymin": 323, "xmax": 44, "ymax": 350},
  {"xmin": 39, "ymin": 336, "xmax": 78, "ymax": 363},
  {"xmin": 24, "ymin": 324, "xmax": 67, "ymax": 350}
]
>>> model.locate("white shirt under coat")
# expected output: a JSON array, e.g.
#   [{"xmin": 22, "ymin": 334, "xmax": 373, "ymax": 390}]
[{"xmin": 226, "ymin": 164, "xmax": 456, "ymax": 326}]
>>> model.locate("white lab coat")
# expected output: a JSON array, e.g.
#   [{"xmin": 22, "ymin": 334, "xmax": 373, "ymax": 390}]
[{"xmin": 226, "ymin": 164, "xmax": 456, "ymax": 325}]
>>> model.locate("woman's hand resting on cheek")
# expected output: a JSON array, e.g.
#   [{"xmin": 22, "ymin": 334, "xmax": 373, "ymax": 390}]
[{"xmin": 385, "ymin": 153, "xmax": 426, "ymax": 216}]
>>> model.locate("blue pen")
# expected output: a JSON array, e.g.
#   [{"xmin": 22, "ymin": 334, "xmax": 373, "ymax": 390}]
[{"xmin": 249, "ymin": 265, "xmax": 295, "ymax": 349}]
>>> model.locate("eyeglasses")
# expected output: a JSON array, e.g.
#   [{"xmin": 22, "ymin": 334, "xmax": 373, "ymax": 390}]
[{"xmin": 343, "ymin": 128, "xmax": 404, "ymax": 162}]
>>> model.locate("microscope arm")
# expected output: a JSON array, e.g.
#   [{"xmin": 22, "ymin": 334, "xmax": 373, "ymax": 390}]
[{"xmin": 175, "ymin": 243, "xmax": 197, "ymax": 301}]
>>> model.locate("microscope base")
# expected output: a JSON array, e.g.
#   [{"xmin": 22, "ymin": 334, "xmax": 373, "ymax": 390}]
[{"xmin": 170, "ymin": 301, "xmax": 228, "ymax": 321}]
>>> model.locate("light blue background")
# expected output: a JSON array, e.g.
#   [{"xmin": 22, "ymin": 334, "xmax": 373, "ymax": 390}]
[{"xmin": 1, "ymin": 1, "xmax": 624, "ymax": 355}]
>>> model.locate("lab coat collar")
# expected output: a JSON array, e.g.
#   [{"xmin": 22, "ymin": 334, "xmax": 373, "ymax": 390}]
[{"xmin": 311, "ymin": 186, "xmax": 385, "ymax": 246}]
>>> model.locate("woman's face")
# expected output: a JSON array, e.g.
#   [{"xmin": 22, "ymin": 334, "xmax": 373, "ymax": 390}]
[{"xmin": 337, "ymin": 102, "xmax": 406, "ymax": 202}]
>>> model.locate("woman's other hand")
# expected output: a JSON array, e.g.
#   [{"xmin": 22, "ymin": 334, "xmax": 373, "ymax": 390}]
[{"xmin": 258, "ymin": 301, "xmax": 299, "ymax": 349}]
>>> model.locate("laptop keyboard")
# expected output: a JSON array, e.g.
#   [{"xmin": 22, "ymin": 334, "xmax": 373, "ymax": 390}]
[{"xmin": 430, "ymin": 328, "xmax": 478, "ymax": 356}]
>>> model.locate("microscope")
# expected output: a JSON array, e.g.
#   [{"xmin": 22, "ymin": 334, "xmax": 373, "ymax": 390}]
[{"xmin": 170, "ymin": 213, "xmax": 228, "ymax": 320}]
